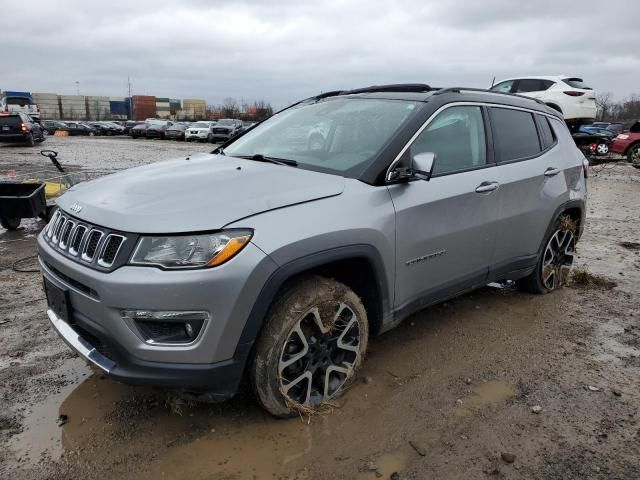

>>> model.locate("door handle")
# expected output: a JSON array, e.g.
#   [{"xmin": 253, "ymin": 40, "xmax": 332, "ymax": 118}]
[
  {"xmin": 544, "ymin": 167, "xmax": 561, "ymax": 177},
  {"xmin": 475, "ymin": 181, "xmax": 499, "ymax": 193}
]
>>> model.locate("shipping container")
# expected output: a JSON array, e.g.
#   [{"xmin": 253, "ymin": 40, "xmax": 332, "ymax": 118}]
[
  {"xmin": 60, "ymin": 95, "xmax": 87, "ymax": 120},
  {"xmin": 109, "ymin": 101, "xmax": 129, "ymax": 116}
]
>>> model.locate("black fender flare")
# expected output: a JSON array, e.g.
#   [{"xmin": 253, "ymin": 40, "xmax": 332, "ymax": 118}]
[{"xmin": 234, "ymin": 244, "xmax": 391, "ymax": 356}]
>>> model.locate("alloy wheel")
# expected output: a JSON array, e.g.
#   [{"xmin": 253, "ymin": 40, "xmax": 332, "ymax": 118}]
[
  {"xmin": 541, "ymin": 229, "xmax": 575, "ymax": 290},
  {"xmin": 278, "ymin": 303, "xmax": 362, "ymax": 407},
  {"xmin": 596, "ymin": 143, "xmax": 608, "ymax": 155},
  {"xmin": 631, "ymin": 146, "xmax": 640, "ymax": 167}
]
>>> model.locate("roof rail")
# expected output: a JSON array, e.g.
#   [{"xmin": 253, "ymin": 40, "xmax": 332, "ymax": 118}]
[
  {"xmin": 344, "ymin": 83, "xmax": 433, "ymax": 95},
  {"xmin": 434, "ymin": 87, "xmax": 547, "ymax": 106}
]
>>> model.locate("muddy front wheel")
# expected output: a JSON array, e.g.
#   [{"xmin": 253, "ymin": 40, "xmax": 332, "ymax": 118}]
[
  {"xmin": 1, "ymin": 217, "xmax": 21, "ymax": 230},
  {"xmin": 518, "ymin": 217, "xmax": 576, "ymax": 294},
  {"xmin": 251, "ymin": 276, "xmax": 368, "ymax": 417}
]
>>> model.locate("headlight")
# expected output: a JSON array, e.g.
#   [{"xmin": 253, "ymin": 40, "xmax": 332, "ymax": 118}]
[{"xmin": 130, "ymin": 230, "xmax": 252, "ymax": 269}]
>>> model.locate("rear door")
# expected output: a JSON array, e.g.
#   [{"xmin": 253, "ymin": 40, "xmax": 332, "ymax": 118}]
[
  {"xmin": 387, "ymin": 104, "xmax": 500, "ymax": 314},
  {"xmin": 486, "ymin": 107, "xmax": 565, "ymax": 276}
]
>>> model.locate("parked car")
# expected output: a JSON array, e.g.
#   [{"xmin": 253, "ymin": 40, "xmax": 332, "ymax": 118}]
[
  {"xmin": 130, "ymin": 124, "xmax": 148, "ymax": 138},
  {"xmin": 1, "ymin": 92, "xmax": 40, "ymax": 120},
  {"xmin": 210, "ymin": 119, "xmax": 243, "ymax": 142},
  {"xmin": 146, "ymin": 123, "xmax": 168, "ymax": 139},
  {"xmin": 39, "ymin": 84, "xmax": 587, "ymax": 417},
  {"xmin": 41, "ymin": 120, "xmax": 69, "ymax": 135},
  {"xmin": 185, "ymin": 121, "xmax": 216, "ymax": 142},
  {"xmin": 124, "ymin": 121, "xmax": 144, "ymax": 134},
  {"xmin": 605, "ymin": 123, "xmax": 625, "ymax": 136},
  {"xmin": 63, "ymin": 122, "xmax": 99, "ymax": 136},
  {"xmin": 165, "ymin": 123, "xmax": 188, "ymax": 140},
  {"xmin": 87, "ymin": 122, "xmax": 112, "ymax": 136},
  {"xmin": 0, "ymin": 112, "xmax": 46, "ymax": 145},
  {"xmin": 490, "ymin": 76, "xmax": 596, "ymax": 123},
  {"xmin": 610, "ymin": 121, "xmax": 640, "ymax": 168}
]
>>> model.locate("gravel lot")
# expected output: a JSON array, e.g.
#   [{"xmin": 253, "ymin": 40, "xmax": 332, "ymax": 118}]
[{"xmin": 0, "ymin": 137, "xmax": 639, "ymax": 479}]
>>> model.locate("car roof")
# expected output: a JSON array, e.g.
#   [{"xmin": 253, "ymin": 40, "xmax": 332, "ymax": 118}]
[
  {"xmin": 494, "ymin": 75, "xmax": 577, "ymax": 82},
  {"xmin": 301, "ymin": 84, "xmax": 561, "ymax": 118}
]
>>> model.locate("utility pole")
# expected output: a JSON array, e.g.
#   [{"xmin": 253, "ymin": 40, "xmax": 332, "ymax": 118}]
[
  {"xmin": 127, "ymin": 76, "xmax": 133, "ymax": 120},
  {"xmin": 75, "ymin": 81, "xmax": 80, "ymax": 95}
]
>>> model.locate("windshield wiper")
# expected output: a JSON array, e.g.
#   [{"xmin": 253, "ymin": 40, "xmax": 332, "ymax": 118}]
[{"xmin": 236, "ymin": 154, "xmax": 297, "ymax": 167}]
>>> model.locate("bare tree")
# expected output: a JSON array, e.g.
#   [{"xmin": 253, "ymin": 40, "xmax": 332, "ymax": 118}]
[
  {"xmin": 222, "ymin": 97, "xmax": 240, "ymax": 118},
  {"xmin": 596, "ymin": 91, "xmax": 613, "ymax": 121}
]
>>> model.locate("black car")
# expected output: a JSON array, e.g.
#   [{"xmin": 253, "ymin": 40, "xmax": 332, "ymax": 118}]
[
  {"xmin": 130, "ymin": 124, "xmax": 147, "ymax": 138},
  {"xmin": 0, "ymin": 113, "xmax": 46, "ymax": 146},
  {"xmin": 146, "ymin": 124, "xmax": 168, "ymax": 139},
  {"xmin": 41, "ymin": 120, "xmax": 68, "ymax": 135},
  {"xmin": 165, "ymin": 123, "xmax": 188, "ymax": 140},
  {"xmin": 62, "ymin": 122, "xmax": 99, "ymax": 136},
  {"xmin": 124, "ymin": 121, "xmax": 143, "ymax": 134}
]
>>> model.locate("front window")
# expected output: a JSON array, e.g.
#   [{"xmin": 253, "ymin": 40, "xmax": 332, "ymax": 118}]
[
  {"xmin": 491, "ymin": 80, "xmax": 514, "ymax": 93},
  {"xmin": 6, "ymin": 97, "xmax": 33, "ymax": 106},
  {"xmin": 217, "ymin": 119, "xmax": 235, "ymax": 126},
  {"xmin": 191, "ymin": 122, "xmax": 209, "ymax": 128},
  {"xmin": 224, "ymin": 98, "xmax": 419, "ymax": 176}
]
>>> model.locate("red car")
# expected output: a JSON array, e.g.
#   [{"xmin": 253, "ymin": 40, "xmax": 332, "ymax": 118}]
[{"xmin": 610, "ymin": 121, "xmax": 640, "ymax": 168}]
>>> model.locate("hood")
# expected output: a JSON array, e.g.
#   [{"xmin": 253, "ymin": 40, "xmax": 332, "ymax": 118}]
[{"xmin": 57, "ymin": 154, "xmax": 345, "ymax": 233}]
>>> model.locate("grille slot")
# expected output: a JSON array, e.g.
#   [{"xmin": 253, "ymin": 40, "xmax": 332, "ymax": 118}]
[
  {"xmin": 59, "ymin": 221, "xmax": 75, "ymax": 248},
  {"xmin": 69, "ymin": 225, "xmax": 87, "ymax": 255},
  {"xmin": 98, "ymin": 235, "xmax": 125, "ymax": 267},
  {"xmin": 82, "ymin": 230, "xmax": 103, "ymax": 261},
  {"xmin": 52, "ymin": 215, "xmax": 66, "ymax": 242},
  {"xmin": 47, "ymin": 211, "xmax": 60, "ymax": 237}
]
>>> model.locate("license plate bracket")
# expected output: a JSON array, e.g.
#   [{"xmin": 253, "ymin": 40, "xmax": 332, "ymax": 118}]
[{"xmin": 43, "ymin": 277, "xmax": 71, "ymax": 323}]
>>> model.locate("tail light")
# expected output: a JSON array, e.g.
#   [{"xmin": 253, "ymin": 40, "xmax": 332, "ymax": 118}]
[
  {"xmin": 563, "ymin": 91, "xmax": 585, "ymax": 97},
  {"xmin": 20, "ymin": 123, "xmax": 29, "ymax": 132},
  {"xmin": 582, "ymin": 157, "xmax": 589, "ymax": 178}
]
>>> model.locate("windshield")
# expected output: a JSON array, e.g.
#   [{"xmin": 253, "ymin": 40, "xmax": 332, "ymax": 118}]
[
  {"xmin": 192, "ymin": 122, "xmax": 209, "ymax": 128},
  {"xmin": 563, "ymin": 78, "xmax": 592, "ymax": 90},
  {"xmin": 224, "ymin": 98, "xmax": 418, "ymax": 176},
  {"xmin": 217, "ymin": 119, "xmax": 235, "ymax": 126},
  {"xmin": 6, "ymin": 97, "xmax": 33, "ymax": 106}
]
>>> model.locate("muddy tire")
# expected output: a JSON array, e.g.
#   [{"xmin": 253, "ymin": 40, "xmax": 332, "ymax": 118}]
[
  {"xmin": 627, "ymin": 144, "xmax": 640, "ymax": 169},
  {"xmin": 1, "ymin": 217, "xmax": 21, "ymax": 230},
  {"xmin": 251, "ymin": 276, "xmax": 369, "ymax": 417},
  {"xmin": 518, "ymin": 216, "xmax": 576, "ymax": 294},
  {"xmin": 25, "ymin": 133, "xmax": 35, "ymax": 147}
]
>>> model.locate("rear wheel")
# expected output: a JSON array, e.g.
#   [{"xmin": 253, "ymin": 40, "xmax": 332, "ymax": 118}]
[
  {"xmin": 251, "ymin": 276, "xmax": 368, "ymax": 417},
  {"xmin": 627, "ymin": 144, "xmax": 640, "ymax": 169},
  {"xmin": 25, "ymin": 133, "xmax": 35, "ymax": 147},
  {"xmin": 518, "ymin": 216, "xmax": 576, "ymax": 294},
  {"xmin": 596, "ymin": 143, "xmax": 609, "ymax": 155},
  {"xmin": 1, "ymin": 217, "xmax": 21, "ymax": 230}
]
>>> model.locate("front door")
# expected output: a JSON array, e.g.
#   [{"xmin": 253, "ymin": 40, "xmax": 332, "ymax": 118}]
[{"xmin": 387, "ymin": 105, "xmax": 500, "ymax": 314}]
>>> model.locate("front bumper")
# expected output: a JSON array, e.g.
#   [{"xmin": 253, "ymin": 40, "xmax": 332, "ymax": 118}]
[
  {"xmin": 185, "ymin": 131, "xmax": 210, "ymax": 140},
  {"xmin": 46, "ymin": 307, "xmax": 250, "ymax": 393},
  {"xmin": 38, "ymin": 231, "xmax": 278, "ymax": 391}
]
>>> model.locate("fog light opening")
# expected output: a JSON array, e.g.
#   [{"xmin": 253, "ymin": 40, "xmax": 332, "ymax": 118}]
[{"xmin": 121, "ymin": 310, "xmax": 209, "ymax": 345}]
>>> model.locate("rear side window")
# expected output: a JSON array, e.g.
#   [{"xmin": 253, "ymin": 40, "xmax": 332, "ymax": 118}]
[
  {"xmin": 562, "ymin": 78, "xmax": 592, "ymax": 90},
  {"xmin": 537, "ymin": 115, "xmax": 556, "ymax": 150},
  {"xmin": 490, "ymin": 107, "xmax": 541, "ymax": 162},
  {"xmin": 516, "ymin": 79, "xmax": 555, "ymax": 93}
]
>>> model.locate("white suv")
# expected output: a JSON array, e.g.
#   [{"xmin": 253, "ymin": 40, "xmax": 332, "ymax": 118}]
[
  {"xmin": 1, "ymin": 93, "xmax": 40, "ymax": 120},
  {"xmin": 490, "ymin": 76, "xmax": 596, "ymax": 122},
  {"xmin": 185, "ymin": 121, "xmax": 216, "ymax": 142}
]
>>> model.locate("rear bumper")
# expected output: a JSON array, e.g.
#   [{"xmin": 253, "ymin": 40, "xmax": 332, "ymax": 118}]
[{"xmin": 0, "ymin": 133, "xmax": 28, "ymax": 142}]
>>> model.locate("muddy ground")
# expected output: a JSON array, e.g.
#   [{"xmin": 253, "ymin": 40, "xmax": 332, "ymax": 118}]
[{"xmin": 0, "ymin": 137, "xmax": 639, "ymax": 479}]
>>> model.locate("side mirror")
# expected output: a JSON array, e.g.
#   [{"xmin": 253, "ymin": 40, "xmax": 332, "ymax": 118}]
[{"xmin": 412, "ymin": 152, "xmax": 436, "ymax": 181}]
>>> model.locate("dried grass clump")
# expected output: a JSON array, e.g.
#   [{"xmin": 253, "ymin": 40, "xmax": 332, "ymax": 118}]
[
  {"xmin": 571, "ymin": 267, "xmax": 617, "ymax": 289},
  {"xmin": 281, "ymin": 388, "xmax": 340, "ymax": 423},
  {"xmin": 559, "ymin": 215, "xmax": 578, "ymax": 234},
  {"xmin": 165, "ymin": 393, "xmax": 196, "ymax": 416}
]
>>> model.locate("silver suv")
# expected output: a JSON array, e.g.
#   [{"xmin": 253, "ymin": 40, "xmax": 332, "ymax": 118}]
[{"xmin": 38, "ymin": 84, "xmax": 587, "ymax": 417}]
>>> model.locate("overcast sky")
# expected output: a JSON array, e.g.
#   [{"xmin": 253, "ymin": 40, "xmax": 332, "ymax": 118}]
[{"xmin": 2, "ymin": 0, "xmax": 638, "ymax": 108}]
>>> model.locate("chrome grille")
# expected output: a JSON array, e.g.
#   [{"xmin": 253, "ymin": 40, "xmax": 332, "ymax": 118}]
[
  {"xmin": 69, "ymin": 225, "xmax": 87, "ymax": 255},
  {"xmin": 44, "ymin": 210, "xmax": 129, "ymax": 270},
  {"xmin": 98, "ymin": 235, "xmax": 125, "ymax": 267},
  {"xmin": 83, "ymin": 230, "xmax": 103, "ymax": 261}
]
